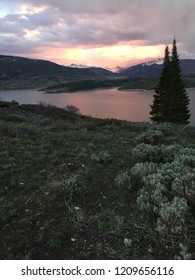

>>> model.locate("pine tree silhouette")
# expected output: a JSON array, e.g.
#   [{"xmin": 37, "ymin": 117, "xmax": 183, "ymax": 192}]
[{"xmin": 150, "ymin": 39, "xmax": 190, "ymax": 124}]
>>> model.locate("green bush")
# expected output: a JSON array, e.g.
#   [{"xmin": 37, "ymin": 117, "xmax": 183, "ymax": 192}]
[
  {"xmin": 60, "ymin": 175, "xmax": 86, "ymax": 200},
  {"xmin": 91, "ymin": 150, "xmax": 112, "ymax": 164},
  {"xmin": 131, "ymin": 162, "xmax": 159, "ymax": 182},
  {"xmin": 95, "ymin": 210, "xmax": 123, "ymax": 232},
  {"xmin": 177, "ymin": 125, "xmax": 195, "ymax": 138},
  {"xmin": 132, "ymin": 143, "xmax": 160, "ymax": 163},
  {"xmin": 152, "ymin": 123, "xmax": 174, "ymax": 135},
  {"xmin": 136, "ymin": 174, "xmax": 167, "ymax": 213},
  {"xmin": 114, "ymin": 171, "xmax": 132, "ymax": 190},
  {"xmin": 47, "ymin": 237, "xmax": 61, "ymax": 250},
  {"xmin": 135, "ymin": 129, "xmax": 164, "ymax": 145},
  {"xmin": 176, "ymin": 243, "xmax": 192, "ymax": 260},
  {"xmin": 160, "ymin": 145, "xmax": 183, "ymax": 163},
  {"xmin": 131, "ymin": 140, "xmax": 195, "ymax": 258},
  {"xmin": 132, "ymin": 143, "xmax": 185, "ymax": 164},
  {"xmin": 156, "ymin": 197, "xmax": 188, "ymax": 235},
  {"xmin": 172, "ymin": 174, "xmax": 195, "ymax": 204}
]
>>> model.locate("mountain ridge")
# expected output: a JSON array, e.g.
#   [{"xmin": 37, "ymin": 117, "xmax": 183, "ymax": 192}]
[
  {"xmin": 119, "ymin": 58, "xmax": 195, "ymax": 77},
  {"xmin": 0, "ymin": 54, "xmax": 115, "ymax": 89},
  {"xmin": 1, "ymin": 54, "xmax": 195, "ymax": 89}
]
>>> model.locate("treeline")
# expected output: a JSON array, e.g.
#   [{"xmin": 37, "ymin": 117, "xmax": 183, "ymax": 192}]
[
  {"xmin": 42, "ymin": 78, "xmax": 128, "ymax": 93},
  {"xmin": 43, "ymin": 76, "xmax": 195, "ymax": 94}
]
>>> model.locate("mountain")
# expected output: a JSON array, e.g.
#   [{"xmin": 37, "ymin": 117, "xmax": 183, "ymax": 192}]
[
  {"xmin": 0, "ymin": 55, "xmax": 114, "ymax": 89},
  {"xmin": 119, "ymin": 59, "xmax": 195, "ymax": 77},
  {"xmin": 68, "ymin": 63, "xmax": 91, "ymax": 69},
  {"xmin": 67, "ymin": 63, "xmax": 117, "ymax": 77},
  {"xmin": 106, "ymin": 66, "xmax": 125, "ymax": 73},
  {"xmin": 1, "ymin": 54, "xmax": 195, "ymax": 90}
]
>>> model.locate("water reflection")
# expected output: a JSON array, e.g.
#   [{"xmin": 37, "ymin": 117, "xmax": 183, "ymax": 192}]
[{"xmin": 0, "ymin": 88, "xmax": 195, "ymax": 124}]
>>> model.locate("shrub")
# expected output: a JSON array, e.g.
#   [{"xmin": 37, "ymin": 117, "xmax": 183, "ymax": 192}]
[
  {"xmin": 95, "ymin": 210, "xmax": 124, "ymax": 232},
  {"xmin": 135, "ymin": 159, "xmax": 194, "ymax": 214},
  {"xmin": 136, "ymin": 174, "xmax": 167, "ymax": 213},
  {"xmin": 0, "ymin": 100, "xmax": 19, "ymax": 108},
  {"xmin": 175, "ymin": 243, "xmax": 192, "ymax": 260},
  {"xmin": 65, "ymin": 104, "xmax": 80, "ymax": 115},
  {"xmin": 132, "ymin": 143, "xmax": 160, "ymax": 163},
  {"xmin": 160, "ymin": 145, "xmax": 183, "ymax": 163},
  {"xmin": 125, "ymin": 122, "xmax": 151, "ymax": 131},
  {"xmin": 131, "ymin": 162, "xmax": 159, "ymax": 182},
  {"xmin": 60, "ymin": 175, "xmax": 86, "ymax": 200},
  {"xmin": 132, "ymin": 144, "xmax": 186, "ymax": 164},
  {"xmin": 152, "ymin": 123, "xmax": 174, "ymax": 135},
  {"xmin": 172, "ymin": 174, "xmax": 195, "ymax": 204},
  {"xmin": 47, "ymin": 237, "xmax": 61, "ymax": 250},
  {"xmin": 114, "ymin": 171, "xmax": 132, "ymax": 190},
  {"xmin": 1, "ymin": 113, "xmax": 26, "ymax": 123},
  {"xmin": 135, "ymin": 129, "xmax": 164, "ymax": 145},
  {"xmin": 156, "ymin": 197, "xmax": 188, "ymax": 235},
  {"xmin": 136, "ymin": 186, "xmax": 153, "ymax": 212},
  {"xmin": 177, "ymin": 125, "xmax": 195, "ymax": 138},
  {"xmin": 131, "ymin": 141, "xmax": 195, "ymax": 258},
  {"xmin": 178, "ymin": 151, "xmax": 195, "ymax": 168},
  {"xmin": 90, "ymin": 150, "xmax": 112, "ymax": 164}
]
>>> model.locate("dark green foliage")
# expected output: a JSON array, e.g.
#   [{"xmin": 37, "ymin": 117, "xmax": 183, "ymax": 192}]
[
  {"xmin": 130, "ymin": 127, "xmax": 195, "ymax": 259},
  {"xmin": 150, "ymin": 39, "xmax": 190, "ymax": 124},
  {"xmin": 135, "ymin": 129, "xmax": 164, "ymax": 145},
  {"xmin": 43, "ymin": 78, "xmax": 129, "ymax": 93},
  {"xmin": 150, "ymin": 46, "xmax": 171, "ymax": 123}
]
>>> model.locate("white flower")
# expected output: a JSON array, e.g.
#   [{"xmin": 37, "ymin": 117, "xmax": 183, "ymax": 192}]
[
  {"xmin": 124, "ymin": 238, "xmax": 132, "ymax": 247},
  {"xmin": 71, "ymin": 238, "xmax": 76, "ymax": 242}
]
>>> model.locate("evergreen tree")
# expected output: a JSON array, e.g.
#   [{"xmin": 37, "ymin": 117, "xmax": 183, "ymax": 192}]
[
  {"xmin": 150, "ymin": 39, "xmax": 190, "ymax": 124},
  {"xmin": 168, "ymin": 39, "xmax": 190, "ymax": 123},
  {"xmin": 150, "ymin": 46, "xmax": 171, "ymax": 122}
]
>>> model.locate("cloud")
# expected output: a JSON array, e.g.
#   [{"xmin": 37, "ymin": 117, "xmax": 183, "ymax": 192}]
[{"xmin": 0, "ymin": 0, "xmax": 195, "ymax": 66}]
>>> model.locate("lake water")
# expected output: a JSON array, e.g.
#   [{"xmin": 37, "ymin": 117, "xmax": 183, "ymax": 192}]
[{"xmin": 0, "ymin": 88, "xmax": 195, "ymax": 124}]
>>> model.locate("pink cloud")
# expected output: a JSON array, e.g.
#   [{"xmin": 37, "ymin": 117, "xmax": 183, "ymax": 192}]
[{"xmin": 0, "ymin": 0, "xmax": 195, "ymax": 67}]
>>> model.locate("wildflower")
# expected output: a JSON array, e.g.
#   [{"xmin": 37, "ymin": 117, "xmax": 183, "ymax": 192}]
[{"xmin": 124, "ymin": 238, "xmax": 132, "ymax": 247}]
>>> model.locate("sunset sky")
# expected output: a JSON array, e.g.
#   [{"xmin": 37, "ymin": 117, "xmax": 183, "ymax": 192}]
[{"xmin": 0, "ymin": 0, "xmax": 195, "ymax": 68}]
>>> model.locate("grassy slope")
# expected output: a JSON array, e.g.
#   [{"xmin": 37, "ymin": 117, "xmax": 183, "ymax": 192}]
[{"xmin": 0, "ymin": 101, "xmax": 195, "ymax": 260}]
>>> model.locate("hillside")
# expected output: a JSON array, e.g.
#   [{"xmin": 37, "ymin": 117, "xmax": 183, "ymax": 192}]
[
  {"xmin": 0, "ymin": 100, "xmax": 195, "ymax": 260},
  {"xmin": 0, "ymin": 55, "xmax": 114, "ymax": 90},
  {"xmin": 117, "ymin": 59, "xmax": 195, "ymax": 89},
  {"xmin": 119, "ymin": 59, "xmax": 195, "ymax": 77}
]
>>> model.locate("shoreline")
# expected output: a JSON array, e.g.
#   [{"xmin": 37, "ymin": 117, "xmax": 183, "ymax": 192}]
[{"xmin": 1, "ymin": 86, "xmax": 195, "ymax": 93}]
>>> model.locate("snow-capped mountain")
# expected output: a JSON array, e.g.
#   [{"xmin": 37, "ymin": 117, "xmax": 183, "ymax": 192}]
[
  {"xmin": 68, "ymin": 63, "xmax": 91, "ymax": 69},
  {"xmin": 105, "ymin": 66, "xmax": 125, "ymax": 73},
  {"xmin": 118, "ymin": 59, "xmax": 195, "ymax": 77},
  {"xmin": 142, "ymin": 58, "xmax": 164, "ymax": 67}
]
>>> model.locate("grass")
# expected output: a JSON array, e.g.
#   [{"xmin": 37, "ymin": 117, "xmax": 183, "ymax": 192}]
[{"xmin": 0, "ymin": 100, "xmax": 195, "ymax": 260}]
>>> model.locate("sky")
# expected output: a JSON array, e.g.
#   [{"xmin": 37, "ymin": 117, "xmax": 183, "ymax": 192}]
[{"xmin": 0, "ymin": 0, "xmax": 195, "ymax": 68}]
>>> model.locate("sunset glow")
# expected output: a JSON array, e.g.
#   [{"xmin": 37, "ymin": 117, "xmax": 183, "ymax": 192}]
[
  {"xmin": 59, "ymin": 44, "xmax": 166, "ymax": 67},
  {"xmin": 0, "ymin": 0, "xmax": 194, "ymax": 67},
  {"xmin": 20, "ymin": 4, "xmax": 48, "ymax": 15}
]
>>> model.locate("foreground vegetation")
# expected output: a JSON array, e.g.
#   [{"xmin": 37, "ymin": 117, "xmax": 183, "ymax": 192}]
[{"xmin": 0, "ymin": 100, "xmax": 195, "ymax": 260}]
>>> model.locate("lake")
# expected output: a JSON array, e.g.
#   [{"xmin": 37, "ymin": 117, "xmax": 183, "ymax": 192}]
[{"xmin": 0, "ymin": 88, "xmax": 195, "ymax": 124}]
